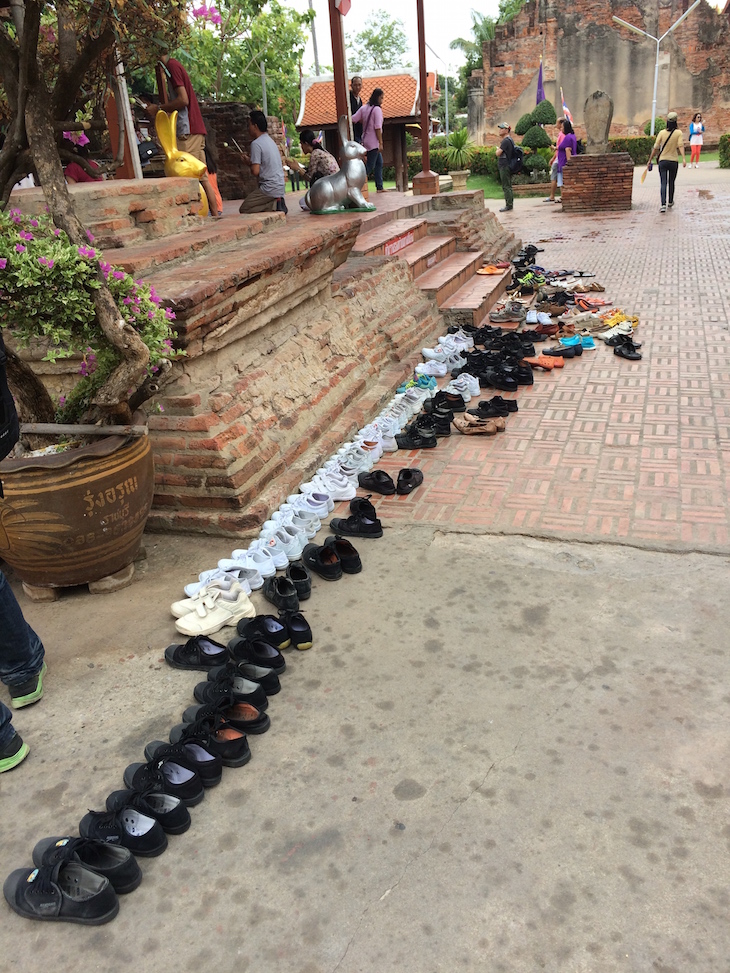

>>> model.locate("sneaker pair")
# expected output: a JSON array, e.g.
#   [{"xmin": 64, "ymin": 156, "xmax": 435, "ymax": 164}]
[
  {"xmin": 445, "ymin": 373, "xmax": 480, "ymax": 401},
  {"xmin": 173, "ymin": 581, "xmax": 256, "ymax": 637}
]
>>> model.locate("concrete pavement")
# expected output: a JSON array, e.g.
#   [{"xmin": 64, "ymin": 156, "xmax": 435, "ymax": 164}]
[{"xmin": 2, "ymin": 162, "xmax": 730, "ymax": 972}]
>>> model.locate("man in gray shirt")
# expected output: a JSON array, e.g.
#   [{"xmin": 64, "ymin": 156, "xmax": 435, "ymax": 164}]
[{"xmin": 239, "ymin": 110, "xmax": 287, "ymax": 213}]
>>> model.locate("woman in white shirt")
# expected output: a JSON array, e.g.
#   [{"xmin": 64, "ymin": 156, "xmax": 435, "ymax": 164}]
[{"xmin": 689, "ymin": 113, "xmax": 705, "ymax": 168}]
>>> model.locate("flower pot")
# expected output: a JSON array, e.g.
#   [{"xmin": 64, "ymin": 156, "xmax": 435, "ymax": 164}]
[
  {"xmin": 0, "ymin": 426, "xmax": 153, "ymax": 588},
  {"xmin": 449, "ymin": 169, "xmax": 470, "ymax": 191}
]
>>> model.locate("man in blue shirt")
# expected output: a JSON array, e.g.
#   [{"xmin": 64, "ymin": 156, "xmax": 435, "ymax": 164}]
[{"xmin": 239, "ymin": 110, "xmax": 287, "ymax": 214}]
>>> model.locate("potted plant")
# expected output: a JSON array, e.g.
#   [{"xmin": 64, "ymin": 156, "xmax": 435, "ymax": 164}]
[
  {"xmin": 445, "ymin": 128, "xmax": 475, "ymax": 191},
  {"xmin": 0, "ymin": 207, "xmax": 180, "ymax": 594}
]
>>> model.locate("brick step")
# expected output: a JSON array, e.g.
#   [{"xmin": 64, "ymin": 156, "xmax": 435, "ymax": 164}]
[
  {"xmin": 351, "ymin": 218, "xmax": 429, "ymax": 257},
  {"xmin": 109, "ymin": 211, "xmax": 285, "ymax": 276},
  {"xmin": 356, "ymin": 197, "xmax": 431, "ymax": 234},
  {"xmin": 414, "ymin": 250, "xmax": 484, "ymax": 306},
  {"xmin": 439, "ymin": 269, "xmax": 512, "ymax": 328},
  {"xmin": 399, "ymin": 235, "xmax": 456, "ymax": 279}
]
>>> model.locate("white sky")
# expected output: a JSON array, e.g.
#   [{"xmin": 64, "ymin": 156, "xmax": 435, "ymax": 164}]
[
  {"xmin": 282, "ymin": 0, "xmax": 726, "ymax": 77},
  {"xmin": 282, "ymin": 0, "xmax": 502, "ymax": 77}
]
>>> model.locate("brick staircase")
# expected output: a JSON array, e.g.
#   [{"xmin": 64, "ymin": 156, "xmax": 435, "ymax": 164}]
[{"xmin": 351, "ymin": 192, "xmax": 516, "ymax": 330}]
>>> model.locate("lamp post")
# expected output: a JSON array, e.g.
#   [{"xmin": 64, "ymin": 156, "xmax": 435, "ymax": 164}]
[
  {"xmin": 426, "ymin": 43, "xmax": 450, "ymax": 138},
  {"xmin": 612, "ymin": 0, "xmax": 701, "ymax": 136}
]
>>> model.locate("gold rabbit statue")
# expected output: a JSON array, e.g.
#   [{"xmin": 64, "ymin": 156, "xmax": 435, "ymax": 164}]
[{"xmin": 154, "ymin": 110, "xmax": 209, "ymax": 217}]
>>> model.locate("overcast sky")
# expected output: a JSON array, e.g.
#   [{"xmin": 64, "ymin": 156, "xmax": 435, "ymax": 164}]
[{"xmin": 282, "ymin": 0, "xmax": 502, "ymax": 77}]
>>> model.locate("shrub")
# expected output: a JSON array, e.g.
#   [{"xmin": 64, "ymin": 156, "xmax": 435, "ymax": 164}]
[
  {"xmin": 445, "ymin": 128, "xmax": 476, "ymax": 171},
  {"xmin": 643, "ymin": 117, "xmax": 666, "ymax": 136},
  {"xmin": 521, "ymin": 124, "xmax": 552, "ymax": 149},
  {"xmin": 532, "ymin": 99, "xmax": 557, "ymax": 126},
  {"xmin": 429, "ymin": 135, "xmax": 447, "ymax": 148},
  {"xmin": 608, "ymin": 136, "xmax": 655, "ymax": 165},
  {"xmin": 515, "ymin": 113, "xmax": 534, "ymax": 137},
  {"xmin": 719, "ymin": 134, "xmax": 730, "ymax": 168},
  {"xmin": 523, "ymin": 154, "xmax": 549, "ymax": 175},
  {"xmin": 386, "ymin": 147, "xmax": 500, "ymax": 184}
]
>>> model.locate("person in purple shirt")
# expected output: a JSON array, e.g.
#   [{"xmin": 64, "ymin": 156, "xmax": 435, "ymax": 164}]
[
  {"xmin": 352, "ymin": 88, "xmax": 385, "ymax": 192},
  {"xmin": 557, "ymin": 118, "xmax": 577, "ymax": 193}
]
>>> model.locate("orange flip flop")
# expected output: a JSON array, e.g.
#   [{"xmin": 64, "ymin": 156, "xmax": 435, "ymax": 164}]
[
  {"xmin": 523, "ymin": 355, "xmax": 555, "ymax": 371},
  {"xmin": 477, "ymin": 265, "xmax": 504, "ymax": 276}
]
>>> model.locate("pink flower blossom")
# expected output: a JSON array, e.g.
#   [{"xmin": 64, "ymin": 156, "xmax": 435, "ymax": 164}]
[
  {"xmin": 77, "ymin": 245, "xmax": 96, "ymax": 259},
  {"xmin": 15, "ymin": 244, "xmax": 25, "ymax": 253},
  {"xmin": 86, "ymin": 229, "xmax": 95, "ymax": 243},
  {"xmin": 0, "ymin": 259, "xmax": 6, "ymax": 270},
  {"xmin": 30, "ymin": 219, "xmax": 39, "ymax": 228},
  {"xmin": 58, "ymin": 395, "xmax": 66, "ymax": 406},
  {"xmin": 164, "ymin": 307, "xmax": 176, "ymax": 320},
  {"xmin": 38, "ymin": 256, "xmax": 55, "ymax": 269},
  {"xmin": 112, "ymin": 270, "xmax": 125, "ymax": 280},
  {"xmin": 63, "ymin": 130, "xmax": 90, "ymax": 147},
  {"xmin": 148, "ymin": 310, "xmax": 155, "ymax": 319},
  {"xmin": 53, "ymin": 228, "xmax": 61, "ymax": 237},
  {"xmin": 19, "ymin": 230, "xmax": 34, "ymax": 241}
]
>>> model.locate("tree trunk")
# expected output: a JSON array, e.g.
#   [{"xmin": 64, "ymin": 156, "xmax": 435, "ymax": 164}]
[{"xmin": 5, "ymin": 349, "xmax": 56, "ymax": 424}]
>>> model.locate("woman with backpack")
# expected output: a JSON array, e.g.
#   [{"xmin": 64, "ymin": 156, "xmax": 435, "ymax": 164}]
[{"xmin": 647, "ymin": 111, "xmax": 686, "ymax": 213}]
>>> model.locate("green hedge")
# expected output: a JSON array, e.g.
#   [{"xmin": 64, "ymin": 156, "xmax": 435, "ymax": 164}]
[
  {"xmin": 719, "ymin": 134, "xmax": 730, "ymax": 168},
  {"xmin": 384, "ymin": 146, "xmax": 499, "ymax": 183},
  {"xmin": 608, "ymin": 136, "xmax": 655, "ymax": 165}
]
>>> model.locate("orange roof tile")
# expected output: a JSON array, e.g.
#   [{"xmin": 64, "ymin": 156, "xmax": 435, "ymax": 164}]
[{"xmin": 297, "ymin": 71, "xmax": 419, "ymax": 128}]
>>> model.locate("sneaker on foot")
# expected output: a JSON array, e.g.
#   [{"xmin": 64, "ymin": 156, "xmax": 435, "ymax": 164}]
[
  {"xmin": 0, "ymin": 731, "xmax": 29, "ymax": 773},
  {"xmin": 9, "ymin": 661, "xmax": 47, "ymax": 709}
]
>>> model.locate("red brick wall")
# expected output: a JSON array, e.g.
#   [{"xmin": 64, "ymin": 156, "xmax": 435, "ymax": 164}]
[{"xmin": 561, "ymin": 153, "xmax": 634, "ymax": 212}]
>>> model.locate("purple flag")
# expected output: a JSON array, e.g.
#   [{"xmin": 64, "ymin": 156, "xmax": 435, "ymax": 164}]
[{"xmin": 536, "ymin": 60, "xmax": 545, "ymax": 104}]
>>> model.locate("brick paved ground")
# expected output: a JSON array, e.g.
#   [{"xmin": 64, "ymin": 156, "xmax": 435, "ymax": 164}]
[{"xmin": 371, "ymin": 164, "xmax": 730, "ymax": 554}]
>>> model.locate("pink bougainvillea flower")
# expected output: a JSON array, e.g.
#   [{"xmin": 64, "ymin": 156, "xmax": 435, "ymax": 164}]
[
  {"xmin": 63, "ymin": 130, "xmax": 90, "ymax": 147},
  {"xmin": 0, "ymin": 259, "xmax": 7, "ymax": 270},
  {"xmin": 86, "ymin": 229, "xmax": 95, "ymax": 243},
  {"xmin": 53, "ymin": 228, "xmax": 61, "ymax": 237},
  {"xmin": 38, "ymin": 256, "xmax": 55, "ymax": 269},
  {"xmin": 30, "ymin": 219, "xmax": 39, "ymax": 228},
  {"xmin": 112, "ymin": 270, "xmax": 125, "ymax": 280},
  {"xmin": 19, "ymin": 230, "xmax": 34, "ymax": 241},
  {"xmin": 77, "ymin": 245, "xmax": 96, "ymax": 259},
  {"xmin": 15, "ymin": 244, "xmax": 26, "ymax": 253},
  {"xmin": 164, "ymin": 307, "xmax": 176, "ymax": 320}
]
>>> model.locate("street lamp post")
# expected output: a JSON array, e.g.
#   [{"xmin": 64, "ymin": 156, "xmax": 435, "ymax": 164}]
[{"xmin": 612, "ymin": 0, "xmax": 701, "ymax": 136}]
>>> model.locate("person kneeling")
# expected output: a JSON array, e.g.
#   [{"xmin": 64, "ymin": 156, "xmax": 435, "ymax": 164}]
[{"xmin": 239, "ymin": 110, "xmax": 287, "ymax": 214}]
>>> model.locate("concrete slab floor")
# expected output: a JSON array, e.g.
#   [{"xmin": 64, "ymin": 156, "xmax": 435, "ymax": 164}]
[{"xmin": 2, "ymin": 528, "xmax": 729, "ymax": 972}]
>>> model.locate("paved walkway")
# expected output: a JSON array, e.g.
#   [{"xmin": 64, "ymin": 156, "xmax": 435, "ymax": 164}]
[{"xmin": 376, "ymin": 163, "xmax": 730, "ymax": 553}]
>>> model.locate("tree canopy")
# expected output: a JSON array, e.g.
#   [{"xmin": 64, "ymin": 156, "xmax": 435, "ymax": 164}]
[{"xmin": 346, "ymin": 13, "xmax": 411, "ymax": 72}]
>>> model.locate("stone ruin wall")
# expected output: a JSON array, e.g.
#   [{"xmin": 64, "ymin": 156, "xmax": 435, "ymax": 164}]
[{"xmin": 471, "ymin": 0, "xmax": 730, "ymax": 144}]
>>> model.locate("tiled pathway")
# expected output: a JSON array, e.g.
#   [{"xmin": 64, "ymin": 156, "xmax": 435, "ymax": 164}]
[{"xmin": 374, "ymin": 165, "xmax": 730, "ymax": 553}]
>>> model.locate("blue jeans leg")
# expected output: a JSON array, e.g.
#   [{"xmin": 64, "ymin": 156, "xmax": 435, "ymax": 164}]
[
  {"xmin": 0, "ymin": 570, "xmax": 45, "ymax": 690},
  {"xmin": 366, "ymin": 149, "xmax": 384, "ymax": 191},
  {"xmin": 658, "ymin": 162, "xmax": 669, "ymax": 206}
]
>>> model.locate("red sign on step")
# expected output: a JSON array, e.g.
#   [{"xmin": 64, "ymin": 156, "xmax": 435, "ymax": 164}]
[{"xmin": 383, "ymin": 231, "xmax": 414, "ymax": 257}]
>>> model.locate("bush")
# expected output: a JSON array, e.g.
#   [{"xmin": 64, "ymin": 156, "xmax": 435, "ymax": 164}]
[
  {"xmin": 523, "ymin": 154, "xmax": 548, "ymax": 175},
  {"xmin": 384, "ymin": 146, "xmax": 500, "ymax": 184},
  {"xmin": 719, "ymin": 134, "xmax": 730, "ymax": 168},
  {"xmin": 643, "ymin": 117, "xmax": 666, "ymax": 136},
  {"xmin": 429, "ymin": 135, "xmax": 447, "ymax": 148},
  {"xmin": 515, "ymin": 113, "xmax": 534, "ymax": 137},
  {"xmin": 445, "ymin": 128, "xmax": 475, "ymax": 171},
  {"xmin": 532, "ymin": 99, "xmax": 557, "ymax": 126},
  {"xmin": 608, "ymin": 136, "xmax": 655, "ymax": 165},
  {"xmin": 521, "ymin": 124, "xmax": 552, "ymax": 149}
]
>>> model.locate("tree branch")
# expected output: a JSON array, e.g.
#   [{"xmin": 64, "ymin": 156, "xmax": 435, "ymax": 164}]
[
  {"xmin": 52, "ymin": 26, "xmax": 116, "ymax": 122},
  {"xmin": 0, "ymin": 22, "xmax": 20, "ymax": 111},
  {"xmin": 56, "ymin": 1, "xmax": 79, "ymax": 74}
]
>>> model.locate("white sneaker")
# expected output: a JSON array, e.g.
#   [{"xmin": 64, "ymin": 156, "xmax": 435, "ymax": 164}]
[
  {"xmin": 174, "ymin": 582, "xmax": 255, "ymax": 636},
  {"xmin": 287, "ymin": 492, "xmax": 331, "ymax": 519},
  {"xmin": 416, "ymin": 360, "xmax": 448, "ymax": 377},
  {"xmin": 259, "ymin": 527, "xmax": 302, "ymax": 564},
  {"xmin": 271, "ymin": 507, "xmax": 320, "ymax": 538},
  {"xmin": 439, "ymin": 330, "xmax": 474, "ymax": 350},
  {"xmin": 444, "ymin": 380, "xmax": 471, "ymax": 402},
  {"xmin": 301, "ymin": 471, "xmax": 355, "ymax": 502},
  {"xmin": 173, "ymin": 576, "xmax": 240, "ymax": 616},
  {"xmin": 183, "ymin": 568, "xmax": 242, "ymax": 600},
  {"xmin": 184, "ymin": 566, "xmax": 259, "ymax": 599},
  {"xmin": 421, "ymin": 344, "xmax": 452, "ymax": 362},
  {"xmin": 229, "ymin": 546, "xmax": 277, "ymax": 578}
]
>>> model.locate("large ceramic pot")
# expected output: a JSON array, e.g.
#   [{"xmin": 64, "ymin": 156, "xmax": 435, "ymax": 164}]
[
  {"xmin": 450, "ymin": 169, "xmax": 470, "ymax": 191},
  {"xmin": 0, "ymin": 427, "xmax": 153, "ymax": 588}
]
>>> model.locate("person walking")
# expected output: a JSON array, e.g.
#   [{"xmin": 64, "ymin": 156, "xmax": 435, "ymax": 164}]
[
  {"xmin": 0, "ymin": 571, "xmax": 47, "ymax": 773},
  {"xmin": 350, "ymin": 76, "xmax": 363, "ymax": 143},
  {"xmin": 352, "ymin": 89, "xmax": 385, "ymax": 192},
  {"xmin": 544, "ymin": 117, "xmax": 564, "ymax": 203},
  {"xmin": 556, "ymin": 117, "xmax": 577, "ymax": 197},
  {"xmin": 495, "ymin": 122, "xmax": 514, "ymax": 212},
  {"xmin": 238, "ymin": 110, "xmax": 287, "ymax": 213},
  {"xmin": 146, "ymin": 53, "xmax": 219, "ymax": 219},
  {"xmin": 689, "ymin": 112, "xmax": 705, "ymax": 168},
  {"xmin": 647, "ymin": 111, "xmax": 686, "ymax": 213}
]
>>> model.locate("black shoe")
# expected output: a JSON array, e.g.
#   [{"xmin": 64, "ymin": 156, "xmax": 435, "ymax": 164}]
[
  {"xmin": 480, "ymin": 366, "xmax": 519, "ymax": 392},
  {"xmin": 614, "ymin": 340, "xmax": 642, "ymax": 360},
  {"xmin": 169, "ymin": 715, "xmax": 252, "ymax": 769},
  {"xmin": 196, "ymin": 663, "xmax": 275, "ymax": 706},
  {"xmin": 396, "ymin": 468, "xmax": 423, "ymax": 494},
  {"xmin": 489, "ymin": 395, "xmax": 518, "ymax": 413},
  {"xmin": 144, "ymin": 739, "xmax": 223, "ymax": 788},
  {"xmin": 504, "ymin": 361, "xmax": 534, "ymax": 385},
  {"xmin": 395, "ymin": 426, "xmax": 437, "ymax": 450},
  {"xmin": 499, "ymin": 206, "xmax": 513, "ymax": 212},
  {"xmin": 324, "ymin": 535, "xmax": 362, "ymax": 574},
  {"xmin": 237, "ymin": 614, "xmax": 291, "ymax": 650},
  {"xmin": 105, "ymin": 787, "xmax": 191, "ymax": 835},
  {"xmin": 278, "ymin": 610, "xmax": 313, "ymax": 650},
  {"xmin": 469, "ymin": 401, "xmax": 508, "ymax": 418},
  {"xmin": 329, "ymin": 511, "xmax": 384, "ymax": 537},
  {"xmin": 301, "ymin": 540, "xmax": 343, "ymax": 579},
  {"xmin": 604, "ymin": 333, "xmax": 642, "ymax": 348},
  {"xmin": 227, "ymin": 636, "xmax": 286, "ymax": 676},
  {"xmin": 544, "ymin": 346, "xmax": 576, "ymax": 358},
  {"xmin": 349, "ymin": 494, "xmax": 378, "ymax": 519},
  {"xmin": 0, "ymin": 730, "xmax": 29, "ymax": 773},
  {"xmin": 286, "ymin": 561, "xmax": 312, "ymax": 601},
  {"xmin": 9, "ymin": 661, "xmax": 46, "ymax": 709},
  {"xmin": 182, "ymin": 699, "xmax": 271, "ymax": 735},
  {"xmin": 3, "ymin": 861, "xmax": 119, "ymax": 925},
  {"xmin": 357, "ymin": 470, "xmax": 396, "ymax": 495},
  {"xmin": 423, "ymin": 391, "xmax": 465, "ymax": 414},
  {"xmin": 123, "ymin": 756, "xmax": 205, "ymax": 808},
  {"xmin": 263, "ymin": 575, "xmax": 299, "ymax": 612},
  {"xmin": 414, "ymin": 413, "xmax": 451, "ymax": 437},
  {"xmin": 32, "ymin": 836, "xmax": 142, "ymax": 896},
  {"xmin": 164, "ymin": 636, "xmax": 228, "ymax": 671},
  {"xmin": 79, "ymin": 808, "xmax": 168, "ymax": 857}
]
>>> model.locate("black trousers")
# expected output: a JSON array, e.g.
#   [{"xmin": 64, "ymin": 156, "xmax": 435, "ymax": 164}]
[{"xmin": 658, "ymin": 160, "xmax": 678, "ymax": 206}]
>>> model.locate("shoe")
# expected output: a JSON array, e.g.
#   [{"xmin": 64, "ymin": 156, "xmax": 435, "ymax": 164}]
[
  {"xmin": 171, "ymin": 577, "xmax": 239, "ymax": 617},
  {"xmin": 227, "ymin": 636, "xmax": 287, "ymax": 676},
  {"xmin": 286, "ymin": 493, "xmax": 331, "ymax": 519},
  {"xmin": 9, "ymin": 662, "xmax": 47, "ymax": 709},
  {"xmin": 226, "ymin": 546, "xmax": 277, "ymax": 579},
  {"xmin": 480, "ymin": 366, "xmax": 519, "ymax": 392},
  {"xmin": 414, "ymin": 413, "xmax": 451, "ymax": 437},
  {"xmin": 79, "ymin": 807, "xmax": 168, "ymax": 857},
  {"xmin": 660, "ymin": 205, "xmax": 666, "ymax": 213},
  {"xmin": 122, "ymin": 756, "xmax": 205, "ymax": 807},
  {"xmin": 329, "ymin": 506, "xmax": 384, "ymax": 537},
  {"xmin": 395, "ymin": 426, "xmax": 437, "ymax": 450},
  {"xmin": 237, "ymin": 614, "xmax": 291, "ymax": 650},
  {"xmin": 263, "ymin": 576, "xmax": 299, "ymax": 613},
  {"xmin": 302, "ymin": 541, "xmax": 343, "ymax": 581},
  {"xmin": 182, "ymin": 700, "xmax": 270, "ymax": 735},
  {"xmin": 174, "ymin": 583, "xmax": 255, "ymax": 637},
  {"xmin": 286, "ymin": 561, "xmax": 312, "ymax": 601},
  {"xmin": 423, "ymin": 391, "xmax": 465, "ymax": 414},
  {"xmin": 3, "ymin": 861, "xmax": 119, "ymax": 925},
  {"xmin": 169, "ymin": 715, "xmax": 251, "ymax": 769},
  {"xmin": 453, "ymin": 414, "xmax": 498, "ymax": 435},
  {"xmin": 0, "ymin": 731, "xmax": 29, "ymax": 773},
  {"xmin": 415, "ymin": 360, "xmax": 447, "ymax": 378},
  {"xmin": 31, "ymin": 837, "xmax": 141, "ymax": 895},
  {"xmin": 105, "ymin": 787, "xmax": 191, "ymax": 835},
  {"xmin": 194, "ymin": 664, "xmax": 272, "ymax": 709},
  {"xmin": 614, "ymin": 340, "xmax": 642, "ymax": 360},
  {"xmin": 349, "ymin": 494, "xmax": 378, "ymax": 519},
  {"xmin": 357, "ymin": 470, "xmax": 396, "ymax": 495},
  {"xmin": 143, "ymin": 739, "xmax": 222, "ymax": 788},
  {"xmin": 260, "ymin": 526, "xmax": 304, "ymax": 564},
  {"xmin": 183, "ymin": 566, "xmax": 256, "ymax": 599},
  {"xmin": 301, "ymin": 472, "xmax": 356, "ymax": 503},
  {"xmin": 498, "ymin": 206, "xmax": 513, "ymax": 212},
  {"xmin": 164, "ymin": 636, "xmax": 229, "ymax": 671},
  {"xmin": 278, "ymin": 610, "xmax": 313, "ymax": 650},
  {"xmin": 396, "ymin": 469, "xmax": 423, "ymax": 494},
  {"xmin": 324, "ymin": 535, "xmax": 362, "ymax": 574},
  {"xmin": 269, "ymin": 508, "xmax": 320, "ymax": 539}
]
